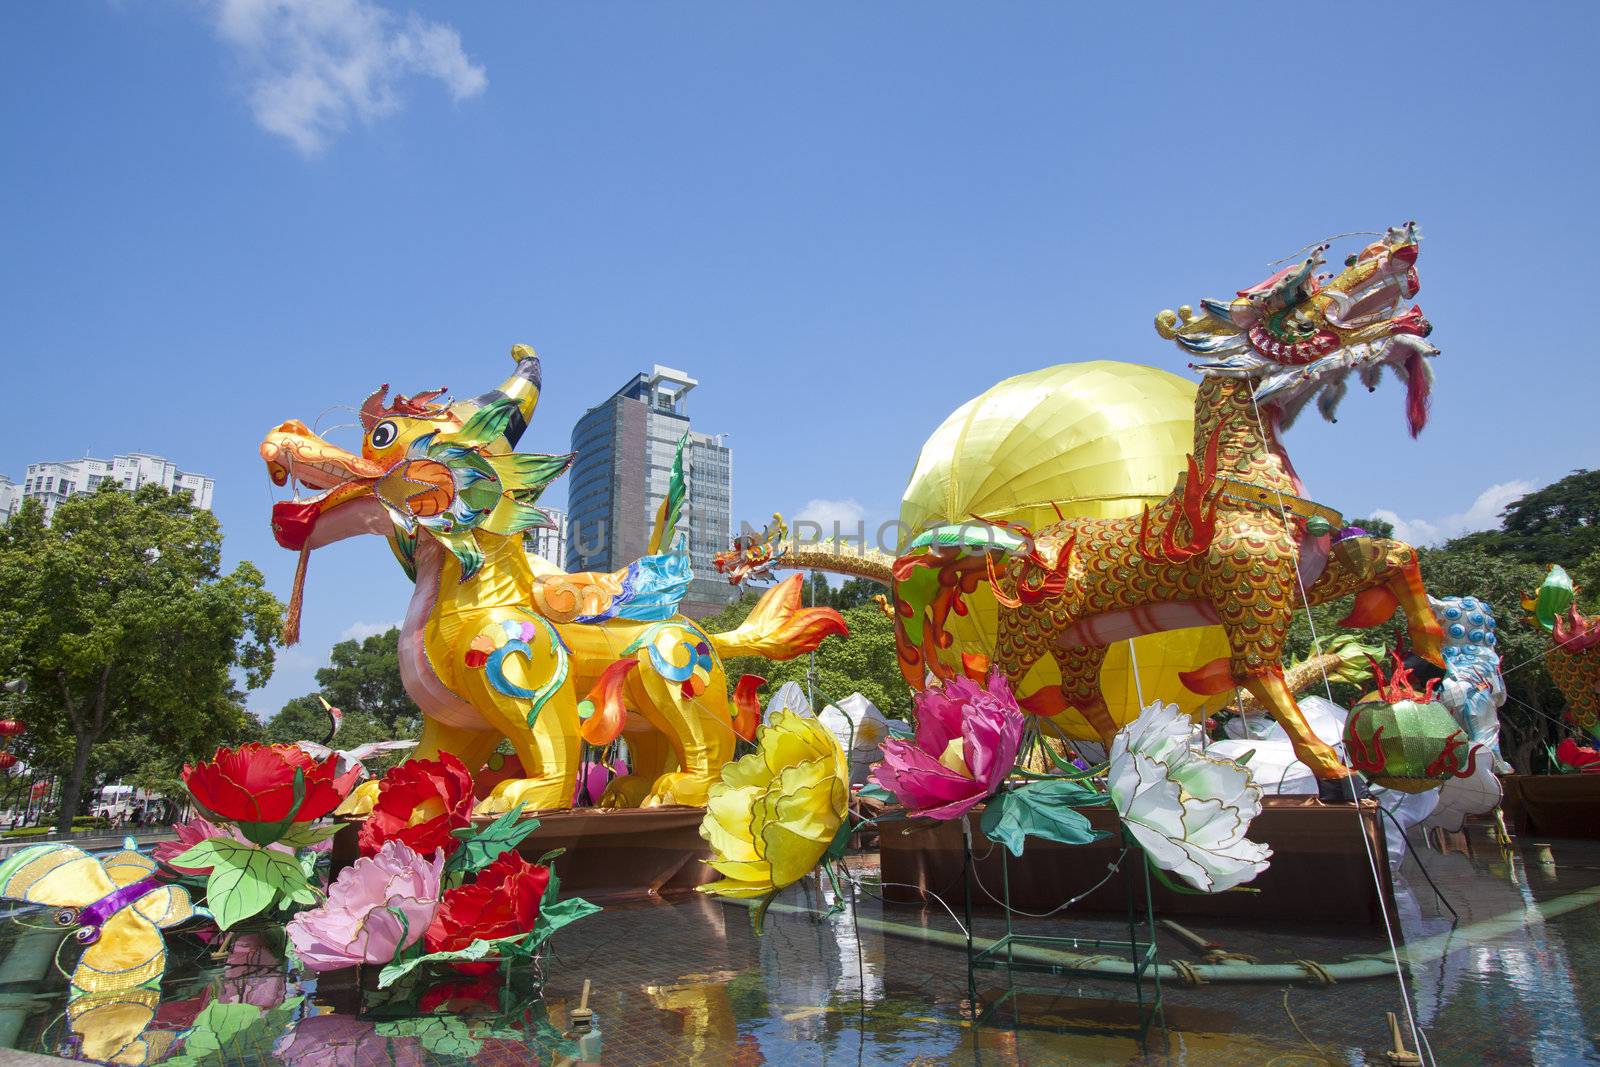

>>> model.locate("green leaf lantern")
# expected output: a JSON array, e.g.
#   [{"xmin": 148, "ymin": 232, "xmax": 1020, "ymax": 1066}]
[{"xmin": 1343, "ymin": 655, "xmax": 1481, "ymax": 794}]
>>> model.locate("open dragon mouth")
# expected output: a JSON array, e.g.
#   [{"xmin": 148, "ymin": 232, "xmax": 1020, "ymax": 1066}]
[
  {"xmin": 1324, "ymin": 257, "xmax": 1420, "ymax": 331},
  {"xmin": 260, "ymin": 422, "xmax": 390, "ymax": 644},
  {"xmin": 260, "ymin": 421, "xmax": 385, "ymax": 551},
  {"xmin": 266, "ymin": 471, "xmax": 377, "ymax": 551},
  {"xmin": 270, "ymin": 499, "xmax": 323, "ymax": 553}
]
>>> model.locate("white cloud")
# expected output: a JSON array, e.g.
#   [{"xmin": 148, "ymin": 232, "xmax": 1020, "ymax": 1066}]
[
  {"xmin": 1370, "ymin": 480, "xmax": 1533, "ymax": 547},
  {"xmin": 204, "ymin": 0, "xmax": 487, "ymax": 154},
  {"xmin": 791, "ymin": 498, "xmax": 868, "ymax": 538},
  {"xmin": 340, "ymin": 619, "xmax": 401, "ymax": 642}
]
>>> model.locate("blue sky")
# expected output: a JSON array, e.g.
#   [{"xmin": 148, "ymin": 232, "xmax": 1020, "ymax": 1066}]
[{"xmin": 3, "ymin": 2, "xmax": 1596, "ymax": 718}]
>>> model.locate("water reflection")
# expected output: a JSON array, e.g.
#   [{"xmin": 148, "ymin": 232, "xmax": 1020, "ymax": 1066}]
[
  {"xmin": 19, "ymin": 839, "xmax": 1600, "ymax": 1066},
  {"xmin": 65, "ymin": 988, "xmax": 179, "ymax": 1066},
  {"xmin": 52, "ymin": 928, "xmax": 579, "ymax": 1067},
  {"xmin": 1377, "ymin": 832, "xmax": 1600, "ymax": 1067}
]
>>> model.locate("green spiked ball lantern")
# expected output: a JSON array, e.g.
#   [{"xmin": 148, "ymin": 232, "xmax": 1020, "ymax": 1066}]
[{"xmin": 1344, "ymin": 655, "xmax": 1481, "ymax": 794}]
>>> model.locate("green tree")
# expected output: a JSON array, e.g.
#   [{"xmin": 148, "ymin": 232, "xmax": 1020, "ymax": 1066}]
[
  {"xmin": 1350, "ymin": 514, "xmax": 1396, "ymax": 540},
  {"xmin": 703, "ymin": 591, "xmax": 911, "ymax": 720},
  {"xmin": 0, "ymin": 486, "xmax": 281, "ymax": 831},
  {"xmin": 793, "ymin": 574, "xmax": 888, "ymax": 611},
  {"xmin": 1450, "ymin": 469, "xmax": 1600, "ymax": 563},
  {"xmin": 311, "ymin": 629, "xmax": 419, "ymax": 735},
  {"xmin": 264, "ymin": 628, "xmax": 420, "ymax": 774},
  {"xmin": 264, "ymin": 695, "xmax": 335, "ymax": 745}
]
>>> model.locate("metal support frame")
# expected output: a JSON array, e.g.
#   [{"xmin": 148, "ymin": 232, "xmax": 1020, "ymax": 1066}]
[{"xmin": 960, "ymin": 816, "xmax": 1163, "ymax": 1039}]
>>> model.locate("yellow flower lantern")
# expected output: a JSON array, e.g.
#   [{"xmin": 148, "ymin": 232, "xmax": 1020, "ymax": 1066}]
[{"xmin": 697, "ymin": 710, "xmax": 849, "ymax": 928}]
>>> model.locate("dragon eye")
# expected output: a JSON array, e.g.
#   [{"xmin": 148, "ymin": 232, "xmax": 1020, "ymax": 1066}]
[
  {"xmin": 370, "ymin": 420, "xmax": 399, "ymax": 449},
  {"xmin": 53, "ymin": 908, "xmax": 78, "ymax": 928}
]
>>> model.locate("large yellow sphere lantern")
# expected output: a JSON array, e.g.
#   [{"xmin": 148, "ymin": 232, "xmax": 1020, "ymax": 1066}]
[{"xmin": 898, "ymin": 361, "xmax": 1229, "ymax": 740}]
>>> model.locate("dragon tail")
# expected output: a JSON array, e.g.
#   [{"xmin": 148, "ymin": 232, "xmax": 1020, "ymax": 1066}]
[{"xmin": 708, "ymin": 574, "xmax": 848, "ymax": 660}]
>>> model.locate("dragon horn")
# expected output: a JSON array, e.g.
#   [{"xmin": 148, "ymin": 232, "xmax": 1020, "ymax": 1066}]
[
  {"xmin": 359, "ymin": 384, "xmax": 391, "ymax": 432},
  {"xmin": 455, "ymin": 344, "xmax": 543, "ymax": 452}
]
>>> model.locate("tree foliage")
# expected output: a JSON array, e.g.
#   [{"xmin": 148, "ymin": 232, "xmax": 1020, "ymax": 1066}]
[
  {"xmin": 305, "ymin": 628, "xmax": 420, "ymax": 736},
  {"xmin": 0, "ymin": 486, "xmax": 281, "ymax": 830},
  {"xmin": 1450, "ymin": 469, "xmax": 1600, "ymax": 564},
  {"xmin": 802, "ymin": 575, "xmax": 887, "ymax": 612},
  {"xmin": 264, "ymin": 628, "xmax": 420, "ymax": 770}
]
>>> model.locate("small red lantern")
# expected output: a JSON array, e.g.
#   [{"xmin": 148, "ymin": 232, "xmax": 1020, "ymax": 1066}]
[
  {"xmin": 0, "ymin": 752, "xmax": 19, "ymax": 771},
  {"xmin": 0, "ymin": 720, "xmax": 25, "ymax": 739}
]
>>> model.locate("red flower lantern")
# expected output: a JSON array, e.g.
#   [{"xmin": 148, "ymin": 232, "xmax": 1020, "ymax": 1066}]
[
  {"xmin": 358, "ymin": 753, "xmax": 475, "ymax": 858},
  {"xmin": 424, "ymin": 849, "xmax": 551, "ymax": 955},
  {"xmin": 182, "ymin": 743, "xmax": 361, "ymax": 844}
]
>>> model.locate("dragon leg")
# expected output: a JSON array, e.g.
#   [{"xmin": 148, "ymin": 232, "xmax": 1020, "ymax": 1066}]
[
  {"xmin": 459, "ymin": 627, "xmax": 583, "ymax": 816},
  {"xmin": 1019, "ymin": 646, "xmax": 1119, "ymax": 746},
  {"xmin": 474, "ymin": 683, "xmax": 582, "ymax": 816},
  {"xmin": 623, "ymin": 649, "xmax": 736, "ymax": 808},
  {"xmin": 1239, "ymin": 668, "xmax": 1350, "ymax": 781},
  {"xmin": 1213, "ymin": 580, "xmax": 1351, "ymax": 782},
  {"xmin": 1309, "ymin": 538, "xmax": 1444, "ymax": 667},
  {"xmin": 599, "ymin": 725, "xmax": 677, "ymax": 809}
]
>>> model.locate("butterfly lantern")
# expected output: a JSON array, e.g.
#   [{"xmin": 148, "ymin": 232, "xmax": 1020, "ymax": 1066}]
[{"xmin": 0, "ymin": 839, "xmax": 197, "ymax": 994}]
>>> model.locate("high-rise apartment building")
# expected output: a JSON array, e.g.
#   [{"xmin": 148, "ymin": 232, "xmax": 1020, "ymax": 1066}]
[
  {"xmin": 524, "ymin": 507, "xmax": 569, "ymax": 568},
  {"xmin": 566, "ymin": 365, "xmax": 736, "ymax": 617},
  {"xmin": 9, "ymin": 453, "xmax": 215, "ymax": 521},
  {"xmin": 0, "ymin": 476, "xmax": 22, "ymax": 524}
]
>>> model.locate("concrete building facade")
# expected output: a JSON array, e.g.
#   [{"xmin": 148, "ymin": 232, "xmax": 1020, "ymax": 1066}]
[
  {"xmin": 525, "ymin": 506, "xmax": 569, "ymax": 568},
  {"xmin": 11, "ymin": 453, "xmax": 215, "ymax": 521},
  {"xmin": 0, "ymin": 476, "xmax": 21, "ymax": 524}
]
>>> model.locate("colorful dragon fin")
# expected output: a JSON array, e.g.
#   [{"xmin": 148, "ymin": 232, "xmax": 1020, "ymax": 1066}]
[
  {"xmin": 707, "ymin": 574, "xmax": 848, "ymax": 660},
  {"xmin": 578, "ymin": 659, "xmax": 638, "ymax": 746},
  {"xmin": 647, "ymin": 433, "xmax": 690, "ymax": 557},
  {"xmin": 434, "ymin": 529, "xmax": 485, "ymax": 582},
  {"xmin": 480, "ymin": 453, "xmax": 575, "ymax": 536},
  {"xmin": 1523, "ymin": 565, "xmax": 1575, "ymax": 634},
  {"xmin": 574, "ymin": 552, "xmax": 694, "ymax": 624},
  {"xmin": 443, "ymin": 396, "xmax": 526, "ymax": 452}
]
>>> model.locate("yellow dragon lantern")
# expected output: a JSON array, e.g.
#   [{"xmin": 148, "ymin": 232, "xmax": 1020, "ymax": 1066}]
[
  {"xmin": 259, "ymin": 346, "xmax": 845, "ymax": 813},
  {"xmin": 890, "ymin": 222, "xmax": 1446, "ymax": 801}
]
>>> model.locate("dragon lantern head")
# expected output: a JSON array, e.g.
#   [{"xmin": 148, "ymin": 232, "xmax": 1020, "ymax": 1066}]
[
  {"xmin": 259, "ymin": 345, "xmax": 570, "ymax": 642},
  {"xmin": 713, "ymin": 512, "xmax": 788, "ymax": 586},
  {"xmin": 1157, "ymin": 221, "xmax": 1439, "ymax": 436}
]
